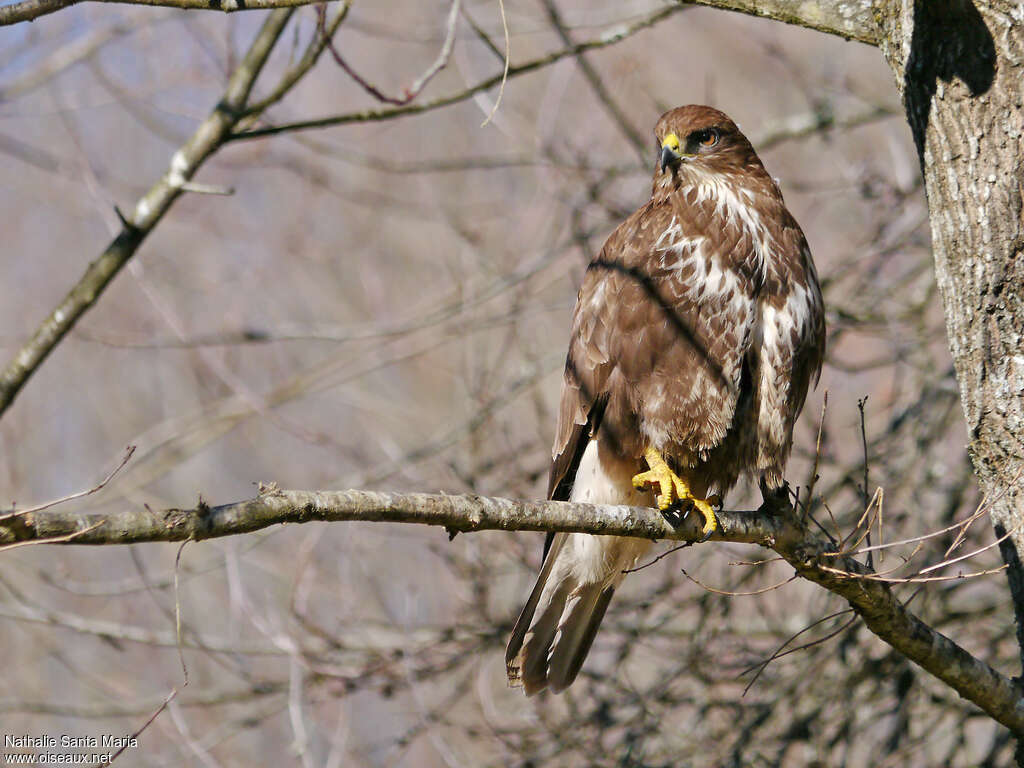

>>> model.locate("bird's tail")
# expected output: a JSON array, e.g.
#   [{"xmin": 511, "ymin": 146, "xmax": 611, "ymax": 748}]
[{"xmin": 506, "ymin": 533, "xmax": 650, "ymax": 695}]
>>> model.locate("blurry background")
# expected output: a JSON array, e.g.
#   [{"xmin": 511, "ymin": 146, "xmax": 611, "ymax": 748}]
[{"xmin": 0, "ymin": 1, "xmax": 1013, "ymax": 765}]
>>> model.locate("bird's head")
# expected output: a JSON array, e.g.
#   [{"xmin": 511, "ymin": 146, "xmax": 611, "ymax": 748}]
[{"xmin": 653, "ymin": 105, "xmax": 761, "ymax": 183}]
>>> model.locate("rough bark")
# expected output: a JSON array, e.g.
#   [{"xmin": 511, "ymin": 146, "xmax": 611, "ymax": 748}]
[
  {"xmin": 679, "ymin": 0, "xmax": 879, "ymax": 44},
  {"xmin": 870, "ymin": 0, "xmax": 1024, "ymax": 675},
  {"xmin": 692, "ymin": 0, "xmax": 1024, "ymax": 731}
]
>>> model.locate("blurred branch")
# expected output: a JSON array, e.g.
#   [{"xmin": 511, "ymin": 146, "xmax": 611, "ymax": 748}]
[
  {"xmin": 0, "ymin": 0, "xmax": 329, "ymax": 27},
  {"xmin": 320, "ymin": 0, "xmax": 460, "ymax": 106},
  {"xmin": 4, "ymin": 486, "xmax": 1023, "ymax": 733},
  {"xmin": 231, "ymin": 4, "xmax": 684, "ymax": 141},
  {"xmin": 0, "ymin": 5, "xmax": 352, "ymax": 420},
  {"xmin": 0, "ymin": 16, "xmax": 170, "ymax": 99},
  {"xmin": 676, "ymin": 0, "xmax": 879, "ymax": 45},
  {"xmin": 540, "ymin": 0, "xmax": 648, "ymax": 162},
  {"xmin": 0, "ymin": 446, "xmax": 134, "ymax": 521},
  {"xmin": 753, "ymin": 104, "xmax": 897, "ymax": 151}
]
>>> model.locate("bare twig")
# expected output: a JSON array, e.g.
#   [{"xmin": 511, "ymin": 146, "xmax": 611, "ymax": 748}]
[
  {"xmin": 1, "ymin": 445, "xmax": 134, "ymax": 521},
  {"xmin": 856, "ymin": 397, "xmax": 879, "ymax": 569},
  {"xmin": 833, "ymin": 501, "xmax": 990, "ymax": 559},
  {"xmin": 741, "ymin": 609, "xmax": 858, "ymax": 694},
  {"xmin": 231, "ymin": 5, "xmax": 683, "ymax": 141},
  {"xmin": 802, "ymin": 389, "xmax": 828, "ymax": 519},
  {"xmin": 818, "ymin": 562, "xmax": 1008, "ymax": 584},
  {"xmin": 0, "ymin": 0, "xmax": 328, "ymax": 27},
  {"xmin": 0, "ymin": 5, "xmax": 349, "ymax": 421},
  {"xmin": 323, "ymin": 0, "xmax": 460, "ymax": 106},
  {"xmin": 540, "ymin": 0, "xmax": 647, "ymax": 160},
  {"xmin": 680, "ymin": 567, "xmax": 796, "ymax": 597},
  {"xmin": 102, "ymin": 689, "xmax": 178, "ymax": 767},
  {"xmin": 479, "ymin": 0, "xmax": 510, "ymax": 127},
  {"xmin": 622, "ymin": 541, "xmax": 694, "ymax": 573},
  {"xmin": 174, "ymin": 541, "xmax": 190, "ymax": 685}
]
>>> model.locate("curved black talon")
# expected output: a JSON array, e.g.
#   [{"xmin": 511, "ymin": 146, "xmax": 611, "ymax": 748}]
[{"xmin": 659, "ymin": 504, "xmax": 690, "ymax": 527}]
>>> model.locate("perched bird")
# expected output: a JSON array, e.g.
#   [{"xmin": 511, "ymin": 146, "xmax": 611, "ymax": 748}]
[{"xmin": 506, "ymin": 105, "xmax": 825, "ymax": 695}]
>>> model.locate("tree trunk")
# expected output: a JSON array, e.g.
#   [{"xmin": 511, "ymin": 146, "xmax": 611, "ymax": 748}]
[{"xmin": 877, "ymin": 0, "xmax": 1024, "ymax": 670}]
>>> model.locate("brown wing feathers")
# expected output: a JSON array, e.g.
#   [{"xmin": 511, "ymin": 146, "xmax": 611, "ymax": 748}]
[{"xmin": 506, "ymin": 104, "xmax": 825, "ymax": 694}]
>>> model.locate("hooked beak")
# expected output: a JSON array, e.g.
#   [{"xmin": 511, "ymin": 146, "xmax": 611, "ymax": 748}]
[
  {"xmin": 659, "ymin": 144, "xmax": 680, "ymax": 173},
  {"xmin": 659, "ymin": 132, "xmax": 683, "ymax": 173}
]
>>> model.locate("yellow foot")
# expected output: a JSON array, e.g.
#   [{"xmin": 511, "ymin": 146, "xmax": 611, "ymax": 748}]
[{"xmin": 632, "ymin": 447, "xmax": 718, "ymax": 540}]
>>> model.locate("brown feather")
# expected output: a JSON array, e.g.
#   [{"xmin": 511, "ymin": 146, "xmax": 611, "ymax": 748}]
[{"xmin": 507, "ymin": 104, "xmax": 826, "ymax": 694}]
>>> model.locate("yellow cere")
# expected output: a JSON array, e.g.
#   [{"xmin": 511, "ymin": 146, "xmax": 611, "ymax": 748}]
[{"xmin": 661, "ymin": 132, "xmax": 681, "ymax": 152}]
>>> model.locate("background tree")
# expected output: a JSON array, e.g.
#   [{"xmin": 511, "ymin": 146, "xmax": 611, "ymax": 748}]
[{"xmin": 0, "ymin": 1, "xmax": 1020, "ymax": 765}]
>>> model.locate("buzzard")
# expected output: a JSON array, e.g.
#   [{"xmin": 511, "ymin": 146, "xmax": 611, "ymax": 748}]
[{"xmin": 506, "ymin": 105, "xmax": 825, "ymax": 695}]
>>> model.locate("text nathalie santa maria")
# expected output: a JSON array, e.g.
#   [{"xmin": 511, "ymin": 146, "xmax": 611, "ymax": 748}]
[{"xmin": 5, "ymin": 735, "xmax": 137, "ymax": 749}]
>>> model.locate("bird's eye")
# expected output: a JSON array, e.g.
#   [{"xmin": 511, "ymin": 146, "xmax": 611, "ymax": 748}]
[{"xmin": 699, "ymin": 129, "xmax": 719, "ymax": 147}]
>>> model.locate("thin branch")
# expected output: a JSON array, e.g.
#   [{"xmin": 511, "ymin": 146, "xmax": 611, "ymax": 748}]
[
  {"xmin": 0, "ymin": 445, "xmax": 134, "ymax": 521},
  {"xmin": 818, "ymin": 562, "xmax": 1008, "ymax": 584},
  {"xmin": 1, "ymin": 0, "xmax": 77, "ymax": 25},
  {"xmin": 833, "ymin": 500, "xmax": 990, "ymax": 558},
  {"xmin": 0, "ymin": 16, "xmax": 171, "ymax": 99},
  {"xmin": 540, "ymin": 0, "xmax": 648, "ymax": 161},
  {"xmin": 804, "ymin": 389, "xmax": 828, "ymax": 512},
  {"xmin": 478, "ymin": 0, "xmax": 509, "ymax": 127},
  {"xmin": 0, "ymin": 8, "xmax": 320, "ymax": 420},
  {"xmin": 102, "ymin": 689, "xmax": 177, "ymax": 767},
  {"xmin": 740, "ymin": 608, "xmax": 856, "ymax": 694},
  {"xmin": 857, "ymin": 396, "xmax": 875, "ymax": 567},
  {"xmin": 4, "ymin": 487, "xmax": 1024, "ymax": 733},
  {"xmin": 622, "ymin": 541, "xmax": 694, "ymax": 573},
  {"xmin": 680, "ymin": 567, "xmax": 796, "ymax": 597},
  {"xmin": 241, "ymin": 1, "xmax": 352, "ymax": 120},
  {"xmin": 0, "ymin": 0, "xmax": 329, "ymax": 27},
  {"xmin": 322, "ymin": 0, "xmax": 460, "ymax": 106},
  {"xmin": 230, "ymin": 5, "xmax": 683, "ymax": 141},
  {"xmin": 174, "ymin": 541, "xmax": 190, "ymax": 685},
  {"xmin": 753, "ymin": 104, "xmax": 896, "ymax": 152}
]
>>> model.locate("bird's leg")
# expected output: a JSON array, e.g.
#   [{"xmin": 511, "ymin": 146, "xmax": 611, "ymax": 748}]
[{"xmin": 632, "ymin": 447, "xmax": 718, "ymax": 539}]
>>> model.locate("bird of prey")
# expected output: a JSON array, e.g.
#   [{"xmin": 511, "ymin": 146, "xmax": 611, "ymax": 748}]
[{"xmin": 506, "ymin": 105, "xmax": 825, "ymax": 695}]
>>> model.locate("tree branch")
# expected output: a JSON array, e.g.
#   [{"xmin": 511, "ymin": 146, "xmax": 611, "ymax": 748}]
[
  {"xmin": 676, "ymin": 0, "xmax": 880, "ymax": 46},
  {"xmin": 229, "ymin": 4, "xmax": 683, "ymax": 141},
  {"xmin": 0, "ymin": 0, "xmax": 330, "ymax": 27},
  {"xmin": 0, "ymin": 5, "xmax": 352, "ymax": 419},
  {"xmin": 4, "ymin": 487, "xmax": 1022, "ymax": 733},
  {"xmin": 540, "ymin": 0, "xmax": 649, "ymax": 162}
]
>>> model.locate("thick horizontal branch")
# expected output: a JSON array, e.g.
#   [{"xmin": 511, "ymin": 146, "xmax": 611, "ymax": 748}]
[
  {"xmin": 678, "ymin": 0, "xmax": 880, "ymax": 45},
  {"xmin": 0, "ymin": 0, "xmax": 330, "ymax": 27},
  {"xmin": 3, "ymin": 487, "xmax": 1023, "ymax": 733},
  {"xmin": 2, "ymin": 488, "xmax": 781, "ymax": 546}
]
